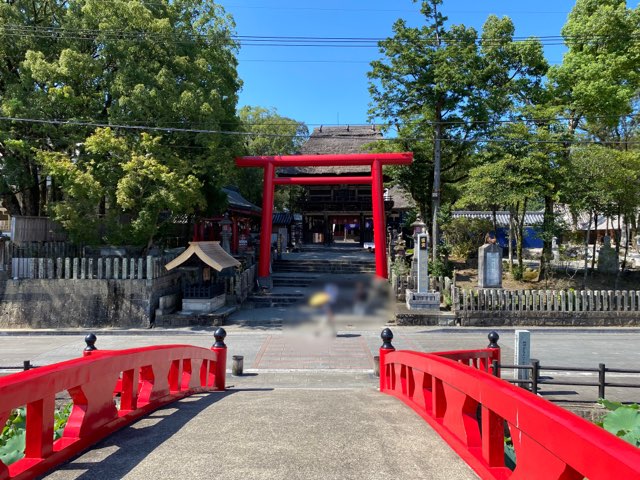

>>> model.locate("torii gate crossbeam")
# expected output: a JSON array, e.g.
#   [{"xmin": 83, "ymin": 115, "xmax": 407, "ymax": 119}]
[{"xmin": 235, "ymin": 153, "xmax": 413, "ymax": 285}]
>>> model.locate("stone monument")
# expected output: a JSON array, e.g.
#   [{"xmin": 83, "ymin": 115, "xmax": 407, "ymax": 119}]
[
  {"xmin": 597, "ymin": 235, "xmax": 619, "ymax": 274},
  {"xmin": 478, "ymin": 242, "xmax": 503, "ymax": 288},
  {"xmin": 406, "ymin": 232, "xmax": 440, "ymax": 310}
]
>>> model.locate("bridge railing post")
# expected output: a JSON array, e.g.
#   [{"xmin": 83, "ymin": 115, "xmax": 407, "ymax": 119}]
[
  {"xmin": 487, "ymin": 331, "xmax": 500, "ymax": 378},
  {"xmin": 379, "ymin": 328, "xmax": 395, "ymax": 391},
  {"xmin": 83, "ymin": 333, "xmax": 97, "ymax": 356},
  {"xmin": 212, "ymin": 328, "xmax": 227, "ymax": 390}
]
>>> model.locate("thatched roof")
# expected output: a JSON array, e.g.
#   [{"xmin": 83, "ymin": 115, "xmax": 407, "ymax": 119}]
[
  {"xmin": 280, "ymin": 125, "xmax": 382, "ymax": 175},
  {"xmin": 387, "ymin": 185, "xmax": 415, "ymax": 211}
]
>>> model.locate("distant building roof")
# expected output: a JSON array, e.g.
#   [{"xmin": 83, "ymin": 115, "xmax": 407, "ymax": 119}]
[
  {"xmin": 272, "ymin": 212, "xmax": 293, "ymax": 225},
  {"xmin": 222, "ymin": 186, "xmax": 261, "ymax": 215},
  {"xmin": 281, "ymin": 125, "xmax": 382, "ymax": 175},
  {"xmin": 387, "ymin": 185, "xmax": 414, "ymax": 211},
  {"xmin": 452, "ymin": 211, "xmax": 545, "ymax": 227},
  {"xmin": 165, "ymin": 241, "xmax": 240, "ymax": 272}
]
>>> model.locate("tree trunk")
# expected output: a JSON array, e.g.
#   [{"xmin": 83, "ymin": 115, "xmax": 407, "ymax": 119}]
[
  {"xmin": 508, "ymin": 208, "xmax": 514, "ymax": 272},
  {"xmin": 39, "ymin": 175, "xmax": 47, "ymax": 215},
  {"xmin": 615, "ymin": 209, "xmax": 622, "ymax": 260},
  {"xmin": 0, "ymin": 192, "xmax": 22, "ymax": 217},
  {"xmin": 583, "ymin": 211, "xmax": 592, "ymax": 289},
  {"xmin": 517, "ymin": 200, "xmax": 527, "ymax": 275},
  {"xmin": 431, "ymin": 116, "xmax": 442, "ymax": 264},
  {"xmin": 591, "ymin": 212, "xmax": 598, "ymax": 271},
  {"xmin": 491, "ymin": 206, "xmax": 498, "ymax": 237},
  {"xmin": 538, "ymin": 196, "xmax": 554, "ymax": 281}
]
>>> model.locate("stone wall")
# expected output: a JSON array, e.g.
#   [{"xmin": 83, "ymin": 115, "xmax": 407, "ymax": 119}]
[{"xmin": 0, "ymin": 272, "xmax": 182, "ymax": 328}]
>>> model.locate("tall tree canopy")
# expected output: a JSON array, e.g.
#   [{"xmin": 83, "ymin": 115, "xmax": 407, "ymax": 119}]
[
  {"xmin": 368, "ymin": 0, "xmax": 547, "ymax": 260},
  {"xmin": 234, "ymin": 106, "xmax": 308, "ymax": 209},
  {"xmin": 0, "ymin": 0, "xmax": 241, "ymax": 246}
]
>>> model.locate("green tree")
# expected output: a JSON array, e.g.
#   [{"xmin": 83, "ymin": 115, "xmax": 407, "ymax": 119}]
[
  {"xmin": 458, "ymin": 122, "xmax": 566, "ymax": 277},
  {"xmin": 0, "ymin": 0, "xmax": 241, "ymax": 246},
  {"xmin": 234, "ymin": 106, "xmax": 308, "ymax": 210},
  {"xmin": 564, "ymin": 146, "xmax": 640, "ymax": 282},
  {"xmin": 542, "ymin": 0, "xmax": 640, "ymax": 279},
  {"xmin": 368, "ymin": 1, "xmax": 547, "ymax": 261}
]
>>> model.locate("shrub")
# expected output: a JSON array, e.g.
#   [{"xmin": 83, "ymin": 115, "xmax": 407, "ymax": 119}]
[{"xmin": 441, "ymin": 217, "xmax": 494, "ymax": 261}]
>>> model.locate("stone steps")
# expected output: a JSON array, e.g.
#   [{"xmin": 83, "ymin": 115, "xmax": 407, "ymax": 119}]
[
  {"xmin": 272, "ymin": 275, "xmax": 317, "ymax": 287},
  {"xmin": 274, "ymin": 261, "xmax": 375, "ymax": 274},
  {"xmin": 246, "ymin": 293, "xmax": 306, "ymax": 308}
]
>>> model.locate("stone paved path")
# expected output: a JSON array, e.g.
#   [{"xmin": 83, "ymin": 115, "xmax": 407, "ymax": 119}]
[{"xmin": 43, "ymin": 388, "xmax": 478, "ymax": 480}]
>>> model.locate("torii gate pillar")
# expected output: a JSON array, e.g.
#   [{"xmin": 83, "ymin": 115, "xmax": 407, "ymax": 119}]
[{"xmin": 235, "ymin": 153, "xmax": 413, "ymax": 287}]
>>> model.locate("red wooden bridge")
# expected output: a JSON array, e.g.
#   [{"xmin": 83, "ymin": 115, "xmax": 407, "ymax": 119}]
[{"xmin": 1, "ymin": 329, "xmax": 639, "ymax": 479}]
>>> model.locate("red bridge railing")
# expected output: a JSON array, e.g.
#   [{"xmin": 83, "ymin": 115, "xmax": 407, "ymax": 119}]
[
  {"xmin": 0, "ymin": 329, "xmax": 228, "ymax": 480},
  {"xmin": 378, "ymin": 328, "xmax": 640, "ymax": 480}
]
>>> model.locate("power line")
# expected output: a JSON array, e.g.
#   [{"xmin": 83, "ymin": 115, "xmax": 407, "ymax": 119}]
[
  {"xmin": 224, "ymin": 4, "xmax": 571, "ymax": 15},
  {"xmin": 2, "ymin": 25, "xmax": 637, "ymax": 48},
  {"xmin": 0, "ymin": 116, "xmax": 638, "ymax": 145},
  {"xmin": 1, "ymin": 114, "xmax": 637, "ymax": 130}
]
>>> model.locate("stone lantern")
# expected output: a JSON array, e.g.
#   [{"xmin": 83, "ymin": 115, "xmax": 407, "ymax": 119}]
[
  {"xmin": 409, "ymin": 216, "xmax": 426, "ymax": 284},
  {"xmin": 411, "ymin": 216, "xmax": 426, "ymax": 238},
  {"xmin": 218, "ymin": 213, "xmax": 233, "ymax": 254}
]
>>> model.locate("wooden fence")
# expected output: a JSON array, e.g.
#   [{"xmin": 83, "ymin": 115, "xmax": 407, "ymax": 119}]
[
  {"xmin": 452, "ymin": 287, "xmax": 640, "ymax": 313},
  {"xmin": 9, "ymin": 254, "xmax": 179, "ymax": 280}
]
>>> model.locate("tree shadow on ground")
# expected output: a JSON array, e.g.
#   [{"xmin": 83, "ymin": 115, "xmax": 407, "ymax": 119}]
[{"xmin": 42, "ymin": 388, "xmax": 272, "ymax": 479}]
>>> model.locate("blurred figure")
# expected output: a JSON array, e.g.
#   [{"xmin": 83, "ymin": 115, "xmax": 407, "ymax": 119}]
[
  {"xmin": 308, "ymin": 282, "xmax": 339, "ymax": 336},
  {"xmin": 353, "ymin": 281, "xmax": 368, "ymax": 316},
  {"xmin": 323, "ymin": 282, "xmax": 338, "ymax": 335}
]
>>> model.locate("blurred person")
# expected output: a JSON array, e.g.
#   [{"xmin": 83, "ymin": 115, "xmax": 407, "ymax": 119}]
[{"xmin": 353, "ymin": 281, "xmax": 368, "ymax": 316}]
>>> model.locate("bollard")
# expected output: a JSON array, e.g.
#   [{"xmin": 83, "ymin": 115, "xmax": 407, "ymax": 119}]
[
  {"xmin": 379, "ymin": 328, "xmax": 395, "ymax": 391},
  {"xmin": 83, "ymin": 333, "xmax": 97, "ymax": 356},
  {"xmin": 373, "ymin": 355, "xmax": 380, "ymax": 377},
  {"xmin": 531, "ymin": 359, "xmax": 540, "ymax": 394},
  {"xmin": 212, "ymin": 328, "xmax": 227, "ymax": 390},
  {"xmin": 598, "ymin": 363, "xmax": 606, "ymax": 399},
  {"xmin": 232, "ymin": 355, "xmax": 244, "ymax": 376},
  {"xmin": 487, "ymin": 331, "xmax": 500, "ymax": 377}
]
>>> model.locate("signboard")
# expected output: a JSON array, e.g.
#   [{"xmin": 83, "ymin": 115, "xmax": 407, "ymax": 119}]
[{"xmin": 419, "ymin": 236, "xmax": 427, "ymax": 250}]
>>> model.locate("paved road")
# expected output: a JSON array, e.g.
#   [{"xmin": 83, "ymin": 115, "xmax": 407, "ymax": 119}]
[
  {"xmin": 43, "ymin": 388, "xmax": 478, "ymax": 480},
  {"xmin": 2, "ymin": 326, "xmax": 640, "ymax": 403},
  {"xmin": 5, "ymin": 322, "xmax": 640, "ymax": 479}
]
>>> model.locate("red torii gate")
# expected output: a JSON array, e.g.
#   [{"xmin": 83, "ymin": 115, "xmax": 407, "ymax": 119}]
[{"xmin": 235, "ymin": 152, "xmax": 413, "ymax": 284}]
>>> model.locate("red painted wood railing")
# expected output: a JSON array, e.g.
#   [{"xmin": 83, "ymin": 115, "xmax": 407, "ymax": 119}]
[
  {"xmin": 0, "ymin": 342, "xmax": 227, "ymax": 480},
  {"xmin": 379, "ymin": 331, "xmax": 640, "ymax": 480}
]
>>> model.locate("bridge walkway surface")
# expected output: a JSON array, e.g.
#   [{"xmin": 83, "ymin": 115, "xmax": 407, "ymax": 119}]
[{"xmin": 41, "ymin": 374, "xmax": 478, "ymax": 480}]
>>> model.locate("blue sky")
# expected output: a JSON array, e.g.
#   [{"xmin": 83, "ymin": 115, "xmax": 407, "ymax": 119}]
[{"xmin": 225, "ymin": 1, "xmax": 635, "ymax": 128}]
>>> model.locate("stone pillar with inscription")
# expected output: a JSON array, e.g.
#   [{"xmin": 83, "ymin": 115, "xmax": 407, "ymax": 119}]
[
  {"xmin": 416, "ymin": 233, "xmax": 429, "ymax": 293},
  {"xmin": 514, "ymin": 330, "xmax": 531, "ymax": 381},
  {"xmin": 406, "ymin": 233, "xmax": 440, "ymax": 310},
  {"xmin": 478, "ymin": 243, "xmax": 503, "ymax": 289}
]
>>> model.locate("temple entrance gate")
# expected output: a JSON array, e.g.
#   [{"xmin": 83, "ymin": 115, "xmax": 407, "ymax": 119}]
[{"xmin": 235, "ymin": 153, "xmax": 413, "ymax": 285}]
